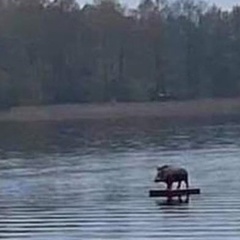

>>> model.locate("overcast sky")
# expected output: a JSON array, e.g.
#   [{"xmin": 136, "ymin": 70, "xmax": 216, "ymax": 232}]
[{"xmin": 77, "ymin": 0, "xmax": 240, "ymax": 10}]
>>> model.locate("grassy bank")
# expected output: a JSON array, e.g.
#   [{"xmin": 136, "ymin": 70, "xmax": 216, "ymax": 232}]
[{"xmin": 0, "ymin": 98, "xmax": 240, "ymax": 122}]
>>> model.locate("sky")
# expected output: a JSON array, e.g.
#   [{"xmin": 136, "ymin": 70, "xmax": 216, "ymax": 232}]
[{"xmin": 77, "ymin": 0, "xmax": 240, "ymax": 10}]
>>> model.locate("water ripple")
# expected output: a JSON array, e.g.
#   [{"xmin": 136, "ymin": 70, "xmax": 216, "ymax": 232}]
[{"xmin": 0, "ymin": 120, "xmax": 240, "ymax": 239}]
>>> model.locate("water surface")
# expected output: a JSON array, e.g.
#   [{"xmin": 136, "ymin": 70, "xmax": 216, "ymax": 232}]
[{"xmin": 0, "ymin": 117, "xmax": 240, "ymax": 239}]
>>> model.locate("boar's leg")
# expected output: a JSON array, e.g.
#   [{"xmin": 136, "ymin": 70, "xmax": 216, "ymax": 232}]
[
  {"xmin": 177, "ymin": 180, "xmax": 182, "ymax": 189},
  {"xmin": 185, "ymin": 177, "xmax": 189, "ymax": 189}
]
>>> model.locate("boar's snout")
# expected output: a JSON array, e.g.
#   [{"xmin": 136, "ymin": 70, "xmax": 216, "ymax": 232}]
[{"xmin": 154, "ymin": 175, "xmax": 162, "ymax": 182}]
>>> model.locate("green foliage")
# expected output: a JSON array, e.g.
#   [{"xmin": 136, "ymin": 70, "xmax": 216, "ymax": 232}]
[{"xmin": 0, "ymin": 0, "xmax": 240, "ymax": 108}]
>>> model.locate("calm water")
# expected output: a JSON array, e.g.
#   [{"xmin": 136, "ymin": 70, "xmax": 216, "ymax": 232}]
[{"xmin": 0, "ymin": 117, "xmax": 240, "ymax": 239}]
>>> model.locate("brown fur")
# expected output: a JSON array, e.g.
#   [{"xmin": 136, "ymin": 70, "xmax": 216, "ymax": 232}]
[{"xmin": 155, "ymin": 165, "xmax": 189, "ymax": 190}]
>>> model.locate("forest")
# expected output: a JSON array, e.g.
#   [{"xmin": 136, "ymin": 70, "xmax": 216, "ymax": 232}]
[{"xmin": 0, "ymin": 0, "xmax": 240, "ymax": 107}]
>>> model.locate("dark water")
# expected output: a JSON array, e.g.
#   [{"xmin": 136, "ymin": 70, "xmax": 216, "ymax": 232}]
[{"xmin": 0, "ymin": 117, "xmax": 240, "ymax": 239}]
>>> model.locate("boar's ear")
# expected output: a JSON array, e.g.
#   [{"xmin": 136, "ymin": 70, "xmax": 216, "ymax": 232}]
[
  {"xmin": 159, "ymin": 165, "xmax": 170, "ymax": 170},
  {"xmin": 157, "ymin": 165, "xmax": 166, "ymax": 171}
]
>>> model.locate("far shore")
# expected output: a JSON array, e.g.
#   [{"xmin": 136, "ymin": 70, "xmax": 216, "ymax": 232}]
[{"xmin": 0, "ymin": 98, "xmax": 240, "ymax": 122}]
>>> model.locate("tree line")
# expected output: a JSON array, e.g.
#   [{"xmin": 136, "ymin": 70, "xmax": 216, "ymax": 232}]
[{"xmin": 0, "ymin": 0, "xmax": 240, "ymax": 107}]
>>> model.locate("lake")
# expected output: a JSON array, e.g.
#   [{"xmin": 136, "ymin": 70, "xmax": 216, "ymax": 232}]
[{"xmin": 0, "ymin": 117, "xmax": 240, "ymax": 239}]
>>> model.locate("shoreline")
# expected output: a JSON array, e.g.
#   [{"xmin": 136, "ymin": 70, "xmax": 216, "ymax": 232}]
[{"xmin": 0, "ymin": 98, "xmax": 240, "ymax": 122}]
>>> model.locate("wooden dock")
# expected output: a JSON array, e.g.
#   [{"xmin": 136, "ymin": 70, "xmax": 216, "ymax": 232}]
[{"xmin": 149, "ymin": 188, "xmax": 201, "ymax": 197}]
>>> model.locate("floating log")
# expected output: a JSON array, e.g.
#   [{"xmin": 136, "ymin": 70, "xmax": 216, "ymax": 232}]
[{"xmin": 149, "ymin": 188, "xmax": 200, "ymax": 197}]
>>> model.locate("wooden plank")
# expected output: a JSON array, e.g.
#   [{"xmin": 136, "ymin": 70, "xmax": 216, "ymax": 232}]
[{"xmin": 149, "ymin": 188, "xmax": 201, "ymax": 197}]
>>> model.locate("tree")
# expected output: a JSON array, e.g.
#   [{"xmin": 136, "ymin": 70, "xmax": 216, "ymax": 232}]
[
  {"xmin": 0, "ymin": 0, "xmax": 239, "ymax": 106},
  {"xmin": 49, "ymin": 0, "xmax": 79, "ymax": 11}
]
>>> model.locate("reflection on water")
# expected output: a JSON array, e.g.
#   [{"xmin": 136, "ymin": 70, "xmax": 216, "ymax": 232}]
[{"xmin": 0, "ymin": 117, "xmax": 240, "ymax": 239}]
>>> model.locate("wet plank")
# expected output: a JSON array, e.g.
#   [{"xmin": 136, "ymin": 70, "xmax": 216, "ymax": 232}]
[{"xmin": 149, "ymin": 188, "xmax": 201, "ymax": 197}]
